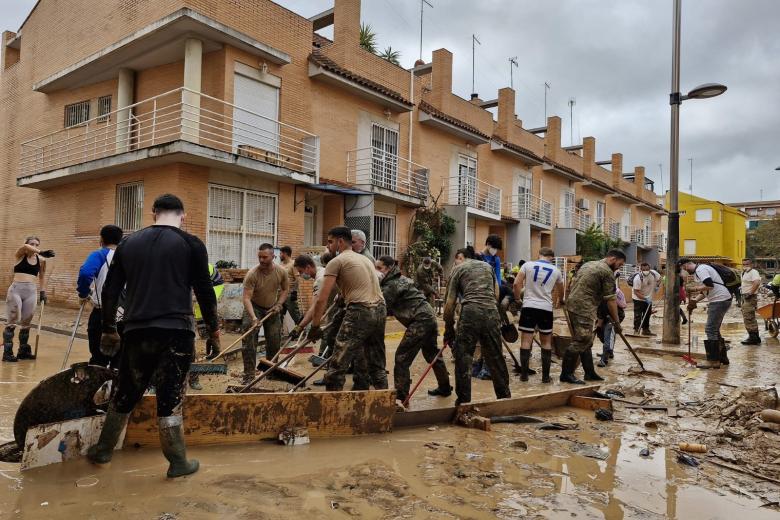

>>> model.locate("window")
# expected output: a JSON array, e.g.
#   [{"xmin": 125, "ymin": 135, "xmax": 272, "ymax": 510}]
[
  {"xmin": 559, "ymin": 190, "xmax": 575, "ymax": 227},
  {"xmin": 767, "ymin": 208, "xmax": 777, "ymax": 217},
  {"xmin": 595, "ymin": 202, "xmax": 606, "ymax": 227},
  {"xmin": 684, "ymin": 239, "xmax": 697, "ymax": 255},
  {"xmin": 115, "ymin": 182, "xmax": 144, "ymax": 233},
  {"xmin": 457, "ymin": 154, "xmax": 477, "ymax": 207},
  {"xmin": 371, "ymin": 123, "xmax": 399, "ymax": 190},
  {"xmin": 64, "ymin": 100, "xmax": 90, "ymax": 127},
  {"xmin": 748, "ymin": 220, "xmax": 759, "ymax": 230},
  {"xmin": 695, "ymin": 208, "xmax": 712, "ymax": 222},
  {"xmin": 766, "ymin": 260, "xmax": 777, "ymax": 269},
  {"xmin": 372, "ymin": 214, "xmax": 396, "ymax": 259},
  {"xmin": 748, "ymin": 208, "xmax": 758, "ymax": 216},
  {"xmin": 207, "ymin": 185, "xmax": 277, "ymax": 268},
  {"xmin": 97, "ymin": 95, "xmax": 112, "ymax": 122}
]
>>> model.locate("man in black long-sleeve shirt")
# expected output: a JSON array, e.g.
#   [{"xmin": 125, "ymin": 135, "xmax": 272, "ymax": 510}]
[{"xmin": 87, "ymin": 194, "xmax": 220, "ymax": 479}]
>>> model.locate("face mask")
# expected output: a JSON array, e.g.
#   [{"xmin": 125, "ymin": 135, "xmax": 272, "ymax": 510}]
[
  {"xmin": 641, "ymin": 270, "xmax": 650, "ymax": 275},
  {"xmin": 301, "ymin": 273, "xmax": 312, "ymax": 281},
  {"xmin": 423, "ymin": 264, "xmax": 430, "ymax": 270},
  {"xmin": 488, "ymin": 247, "xmax": 498, "ymax": 256},
  {"xmin": 376, "ymin": 271, "xmax": 385, "ymax": 280}
]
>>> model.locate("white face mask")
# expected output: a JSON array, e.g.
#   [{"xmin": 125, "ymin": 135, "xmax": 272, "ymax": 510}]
[
  {"xmin": 376, "ymin": 271, "xmax": 385, "ymax": 280},
  {"xmin": 488, "ymin": 247, "xmax": 498, "ymax": 256},
  {"xmin": 641, "ymin": 270, "xmax": 650, "ymax": 276}
]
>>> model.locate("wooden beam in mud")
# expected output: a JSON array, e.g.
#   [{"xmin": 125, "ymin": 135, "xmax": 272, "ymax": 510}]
[
  {"xmin": 635, "ymin": 346, "xmax": 705, "ymax": 360},
  {"xmin": 124, "ymin": 390, "xmax": 396, "ymax": 447},
  {"xmin": 568, "ymin": 395, "xmax": 613, "ymax": 411},
  {"xmin": 393, "ymin": 385, "xmax": 601, "ymax": 429}
]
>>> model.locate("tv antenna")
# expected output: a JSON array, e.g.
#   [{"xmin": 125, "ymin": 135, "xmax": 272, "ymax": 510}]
[
  {"xmin": 418, "ymin": 0, "xmax": 433, "ymax": 61},
  {"xmin": 508, "ymin": 56, "xmax": 518, "ymax": 89},
  {"xmin": 471, "ymin": 34, "xmax": 481, "ymax": 98},
  {"xmin": 568, "ymin": 97, "xmax": 576, "ymax": 146},
  {"xmin": 544, "ymin": 82, "xmax": 551, "ymax": 122}
]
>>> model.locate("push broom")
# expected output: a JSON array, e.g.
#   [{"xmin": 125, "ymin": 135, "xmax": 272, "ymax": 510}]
[{"xmin": 190, "ymin": 311, "xmax": 277, "ymax": 375}]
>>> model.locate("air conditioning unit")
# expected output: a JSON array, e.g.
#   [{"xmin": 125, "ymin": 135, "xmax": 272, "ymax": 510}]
[{"xmin": 576, "ymin": 198, "xmax": 590, "ymax": 211}]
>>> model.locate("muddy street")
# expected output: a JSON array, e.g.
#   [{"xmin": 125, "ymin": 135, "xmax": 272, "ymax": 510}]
[{"xmin": 2, "ymin": 303, "xmax": 780, "ymax": 519}]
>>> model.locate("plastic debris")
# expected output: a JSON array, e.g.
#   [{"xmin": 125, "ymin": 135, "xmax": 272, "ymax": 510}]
[
  {"xmin": 595, "ymin": 408, "xmax": 614, "ymax": 421},
  {"xmin": 677, "ymin": 453, "xmax": 699, "ymax": 467}
]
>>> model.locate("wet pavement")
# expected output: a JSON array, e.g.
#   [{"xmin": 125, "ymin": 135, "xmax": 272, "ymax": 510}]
[{"xmin": 2, "ymin": 302, "xmax": 780, "ymax": 518}]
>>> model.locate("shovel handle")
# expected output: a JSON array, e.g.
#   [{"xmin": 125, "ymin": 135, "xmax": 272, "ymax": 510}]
[
  {"xmin": 208, "ymin": 310, "xmax": 277, "ymax": 363},
  {"xmin": 61, "ymin": 302, "xmax": 86, "ymax": 371},
  {"xmin": 614, "ymin": 326, "xmax": 646, "ymax": 371},
  {"xmin": 402, "ymin": 341, "xmax": 449, "ymax": 408},
  {"xmin": 34, "ymin": 301, "xmax": 46, "ymax": 358},
  {"xmin": 239, "ymin": 337, "xmax": 314, "ymax": 392},
  {"xmin": 501, "ymin": 337, "xmax": 522, "ymax": 370}
]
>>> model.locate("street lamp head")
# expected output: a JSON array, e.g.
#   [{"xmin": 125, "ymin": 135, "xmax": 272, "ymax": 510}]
[{"xmin": 686, "ymin": 83, "xmax": 727, "ymax": 100}]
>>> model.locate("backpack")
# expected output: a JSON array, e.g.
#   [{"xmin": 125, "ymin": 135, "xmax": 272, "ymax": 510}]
[
  {"xmin": 705, "ymin": 263, "xmax": 741, "ymax": 295},
  {"xmin": 627, "ymin": 272, "xmax": 641, "ymax": 287}
]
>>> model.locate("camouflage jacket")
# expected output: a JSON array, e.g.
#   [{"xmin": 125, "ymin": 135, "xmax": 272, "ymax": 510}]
[
  {"xmin": 445, "ymin": 259, "xmax": 498, "ymax": 309},
  {"xmin": 566, "ymin": 259, "xmax": 617, "ymax": 318},
  {"xmin": 380, "ymin": 266, "xmax": 436, "ymax": 327},
  {"xmin": 414, "ymin": 261, "xmax": 442, "ymax": 292}
]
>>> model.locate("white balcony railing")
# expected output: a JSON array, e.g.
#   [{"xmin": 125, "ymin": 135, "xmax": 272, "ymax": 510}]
[
  {"xmin": 447, "ymin": 175, "xmax": 501, "ymax": 217},
  {"xmin": 346, "ymin": 147, "xmax": 429, "ymax": 201},
  {"xmin": 19, "ymin": 87, "xmax": 320, "ymax": 179},
  {"xmin": 557, "ymin": 207, "xmax": 591, "ymax": 232},
  {"xmin": 606, "ymin": 218, "xmax": 621, "ymax": 240},
  {"xmin": 507, "ymin": 192, "xmax": 553, "ymax": 227},
  {"xmin": 652, "ymin": 231, "xmax": 666, "ymax": 251}
]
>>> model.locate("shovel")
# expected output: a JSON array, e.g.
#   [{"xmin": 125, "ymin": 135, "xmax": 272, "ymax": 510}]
[{"xmin": 613, "ymin": 322, "xmax": 664, "ymax": 377}]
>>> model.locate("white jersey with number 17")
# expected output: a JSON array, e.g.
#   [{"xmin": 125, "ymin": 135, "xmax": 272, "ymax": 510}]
[{"xmin": 520, "ymin": 260, "xmax": 562, "ymax": 311}]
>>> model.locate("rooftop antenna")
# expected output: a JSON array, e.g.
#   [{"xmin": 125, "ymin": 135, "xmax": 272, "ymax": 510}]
[
  {"xmin": 688, "ymin": 157, "xmax": 693, "ymax": 193},
  {"xmin": 568, "ymin": 97, "xmax": 576, "ymax": 146},
  {"xmin": 508, "ymin": 56, "xmax": 518, "ymax": 89},
  {"xmin": 658, "ymin": 163, "xmax": 664, "ymax": 195},
  {"xmin": 544, "ymin": 81, "xmax": 550, "ymax": 122},
  {"xmin": 471, "ymin": 34, "xmax": 481, "ymax": 99},
  {"xmin": 419, "ymin": 0, "xmax": 433, "ymax": 61}
]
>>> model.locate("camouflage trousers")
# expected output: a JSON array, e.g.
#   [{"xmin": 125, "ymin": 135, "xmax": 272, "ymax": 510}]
[
  {"xmin": 283, "ymin": 291, "xmax": 302, "ymax": 325},
  {"xmin": 568, "ymin": 312, "xmax": 596, "ymax": 354},
  {"xmin": 393, "ymin": 318, "xmax": 449, "ymax": 401},
  {"xmin": 454, "ymin": 304, "xmax": 511, "ymax": 404},
  {"xmin": 742, "ymin": 294, "xmax": 759, "ymax": 333},
  {"xmin": 324, "ymin": 303, "xmax": 387, "ymax": 391},
  {"xmin": 319, "ymin": 303, "xmax": 345, "ymax": 357},
  {"xmin": 241, "ymin": 303, "xmax": 282, "ymax": 378}
]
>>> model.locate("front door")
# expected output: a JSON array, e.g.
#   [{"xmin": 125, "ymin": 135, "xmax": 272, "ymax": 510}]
[{"xmin": 232, "ymin": 73, "xmax": 280, "ymax": 155}]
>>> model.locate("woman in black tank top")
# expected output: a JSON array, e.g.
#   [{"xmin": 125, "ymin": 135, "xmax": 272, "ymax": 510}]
[{"xmin": 3, "ymin": 236, "xmax": 55, "ymax": 362}]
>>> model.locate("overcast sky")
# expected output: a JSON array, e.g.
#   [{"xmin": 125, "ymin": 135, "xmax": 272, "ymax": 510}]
[{"xmin": 3, "ymin": 0, "xmax": 778, "ymax": 203}]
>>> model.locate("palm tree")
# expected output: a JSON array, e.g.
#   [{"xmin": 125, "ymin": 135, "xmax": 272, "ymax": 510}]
[
  {"xmin": 379, "ymin": 46, "xmax": 401, "ymax": 66},
  {"xmin": 359, "ymin": 23, "xmax": 377, "ymax": 54}
]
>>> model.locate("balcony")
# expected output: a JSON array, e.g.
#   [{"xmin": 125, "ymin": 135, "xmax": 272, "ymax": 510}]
[
  {"xmin": 446, "ymin": 175, "xmax": 501, "ymax": 219},
  {"xmin": 557, "ymin": 207, "xmax": 592, "ymax": 232},
  {"xmin": 18, "ymin": 87, "xmax": 319, "ymax": 188},
  {"xmin": 506, "ymin": 192, "xmax": 553, "ymax": 229},
  {"xmin": 630, "ymin": 227, "xmax": 656, "ymax": 249},
  {"xmin": 652, "ymin": 231, "xmax": 666, "ymax": 252},
  {"xmin": 346, "ymin": 147, "xmax": 429, "ymax": 205}
]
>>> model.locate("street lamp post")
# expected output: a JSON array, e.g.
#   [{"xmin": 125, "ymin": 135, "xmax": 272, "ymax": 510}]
[{"xmin": 662, "ymin": 0, "xmax": 727, "ymax": 345}]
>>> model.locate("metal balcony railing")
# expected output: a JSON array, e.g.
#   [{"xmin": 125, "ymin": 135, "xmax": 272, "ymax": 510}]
[
  {"xmin": 557, "ymin": 207, "xmax": 591, "ymax": 231},
  {"xmin": 19, "ymin": 87, "xmax": 320, "ymax": 179},
  {"xmin": 507, "ymin": 192, "xmax": 553, "ymax": 227},
  {"xmin": 629, "ymin": 226, "xmax": 655, "ymax": 247},
  {"xmin": 606, "ymin": 218, "xmax": 621, "ymax": 240},
  {"xmin": 346, "ymin": 147, "xmax": 429, "ymax": 201},
  {"xmin": 447, "ymin": 175, "xmax": 501, "ymax": 217},
  {"xmin": 652, "ymin": 231, "xmax": 666, "ymax": 251}
]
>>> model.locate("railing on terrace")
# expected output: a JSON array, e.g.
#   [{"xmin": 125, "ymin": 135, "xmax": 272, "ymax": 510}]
[
  {"xmin": 447, "ymin": 175, "xmax": 501, "ymax": 217},
  {"xmin": 346, "ymin": 147, "xmax": 429, "ymax": 200},
  {"xmin": 506, "ymin": 192, "xmax": 553, "ymax": 227},
  {"xmin": 606, "ymin": 218, "xmax": 621, "ymax": 240},
  {"xmin": 557, "ymin": 207, "xmax": 591, "ymax": 232},
  {"xmin": 19, "ymin": 87, "xmax": 320, "ymax": 179},
  {"xmin": 652, "ymin": 231, "xmax": 666, "ymax": 251}
]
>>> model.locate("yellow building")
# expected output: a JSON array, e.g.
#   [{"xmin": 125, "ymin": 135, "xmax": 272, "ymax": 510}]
[{"xmin": 668, "ymin": 192, "xmax": 747, "ymax": 266}]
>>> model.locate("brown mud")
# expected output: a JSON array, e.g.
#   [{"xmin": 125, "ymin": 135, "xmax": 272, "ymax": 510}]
[{"xmin": 2, "ymin": 302, "xmax": 780, "ymax": 518}]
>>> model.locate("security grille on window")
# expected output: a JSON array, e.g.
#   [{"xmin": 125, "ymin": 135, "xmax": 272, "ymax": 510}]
[
  {"xmin": 371, "ymin": 124, "xmax": 399, "ymax": 190},
  {"xmin": 457, "ymin": 155, "xmax": 477, "ymax": 206},
  {"xmin": 115, "ymin": 182, "xmax": 144, "ymax": 233},
  {"xmin": 207, "ymin": 185, "xmax": 277, "ymax": 268},
  {"xmin": 97, "ymin": 95, "xmax": 112, "ymax": 122},
  {"xmin": 372, "ymin": 214, "xmax": 397, "ymax": 259},
  {"xmin": 64, "ymin": 100, "xmax": 90, "ymax": 127}
]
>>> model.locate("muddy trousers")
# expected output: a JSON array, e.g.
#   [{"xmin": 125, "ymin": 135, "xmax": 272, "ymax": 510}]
[
  {"xmin": 633, "ymin": 300, "xmax": 652, "ymax": 331},
  {"xmin": 112, "ymin": 328, "xmax": 194, "ymax": 417},
  {"xmin": 741, "ymin": 294, "xmax": 759, "ymax": 333},
  {"xmin": 324, "ymin": 303, "xmax": 387, "ymax": 391},
  {"xmin": 5, "ymin": 281, "xmax": 36, "ymax": 329},
  {"xmin": 453, "ymin": 304, "xmax": 511, "ymax": 404},
  {"xmin": 393, "ymin": 318, "xmax": 450, "ymax": 401},
  {"xmin": 705, "ymin": 300, "xmax": 732, "ymax": 341},
  {"xmin": 241, "ymin": 304, "xmax": 282, "ymax": 378},
  {"xmin": 87, "ymin": 307, "xmax": 120, "ymax": 368},
  {"xmin": 283, "ymin": 291, "xmax": 302, "ymax": 325}
]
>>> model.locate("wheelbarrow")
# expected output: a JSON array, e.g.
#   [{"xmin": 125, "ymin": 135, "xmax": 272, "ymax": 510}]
[{"xmin": 758, "ymin": 297, "xmax": 780, "ymax": 338}]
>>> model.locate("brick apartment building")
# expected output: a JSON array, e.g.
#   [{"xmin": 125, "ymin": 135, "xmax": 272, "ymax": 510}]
[
  {"xmin": 728, "ymin": 199, "xmax": 780, "ymax": 277},
  {"xmin": 0, "ymin": 0, "xmax": 664, "ymax": 305}
]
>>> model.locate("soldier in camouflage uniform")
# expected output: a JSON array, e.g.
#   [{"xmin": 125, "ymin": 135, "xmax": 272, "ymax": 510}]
[
  {"xmin": 563, "ymin": 250, "xmax": 626, "ymax": 384},
  {"xmin": 299, "ymin": 226, "xmax": 387, "ymax": 391},
  {"xmin": 443, "ymin": 258, "xmax": 510, "ymax": 405},
  {"xmin": 376, "ymin": 256, "xmax": 451, "ymax": 403},
  {"xmin": 414, "ymin": 257, "xmax": 443, "ymax": 307}
]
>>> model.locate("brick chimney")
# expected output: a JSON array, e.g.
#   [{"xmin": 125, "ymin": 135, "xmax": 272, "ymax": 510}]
[
  {"xmin": 634, "ymin": 166, "xmax": 645, "ymax": 198},
  {"xmin": 430, "ymin": 48, "xmax": 453, "ymax": 106},
  {"xmin": 544, "ymin": 116, "xmax": 561, "ymax": 162},
  {"xmin": 333, "ymin": 0, "xmax": 361, "ymax": 65},
  {"xmin": 582, "ymin": 136, "xmax": 595, "ymax": 179},
  {"xmin": 611, "ymin": 153, "xmax": 623, "ymax": 188},
  {"xmin": 496, "ymin": 87, "xmax": 516, "ymax": 140}
]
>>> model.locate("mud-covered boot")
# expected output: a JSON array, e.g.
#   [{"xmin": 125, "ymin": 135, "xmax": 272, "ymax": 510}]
[
  {"xmin": 427, "ymin": 385, "xmax": 453, "ymax": 397},
  {"xmin": 719, "ymin": 338, "xmax": 730, "ymax": 365},
  {"xmin": 2, "ymin": 327, "xmax": 17, "ymax": 362},
  {"xmin": 559, "ymin": 351, "xmax": 585, "ymax": 385},
  {"xmin": 696, "ymin": 340, "xmax": 721, "ymax": 369},
  {"xmin": 158, "ymin": 416, "xmax": 199, "ymax": 478},
  {"xmin": 581, "ymin": 349, "xmax": 605, "ymax": 381},
  {"xmin": 741, "ymin": 331, "xmax": 761, "ymax": 346},
  {"xmin": 519, "ymin": 349, "xmax": 531, "ymax": 382},
  {"xmin": 541, "ymin": 349, "xmax": 552, "ymax": 384},
  {"xmin": 87, "ymin": 407, "xmax": 130, "ymax": 464},
  {"xmin": 16, "ymin": 329, "xmax": 35, "ymax": 360}
]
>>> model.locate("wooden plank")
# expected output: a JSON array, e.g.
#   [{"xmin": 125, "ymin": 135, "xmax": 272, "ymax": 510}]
[
  {"xmin": 22, "ymin": 415, "xmax": 126, "ymax": 471},
  {"xmin": 635, "ymin": 346, "xmax": 705, "ymax": 360},
  {"xmin": 124, "ymin": 390, "xmax": 395, "ymax": 448},
  {"xmin": 393, "ymin": 385, "xmax": 601, "ymax": 429},
  {"xmin": 568, "ymin": 395, "xmax": 613, "ymax": 411}
]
